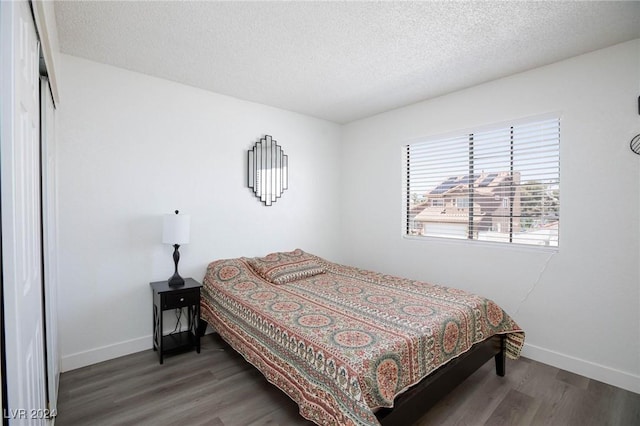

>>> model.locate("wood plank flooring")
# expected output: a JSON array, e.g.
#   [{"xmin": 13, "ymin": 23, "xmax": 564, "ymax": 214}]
[{"xmin": 56, "ymin": 334, "xmax": 639, "ymax": 426}]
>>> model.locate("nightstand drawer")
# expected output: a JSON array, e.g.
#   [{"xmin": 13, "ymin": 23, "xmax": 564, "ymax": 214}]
[{"xmin": 162, "ymin": 290, "xmax": 198, "ymax": 309}]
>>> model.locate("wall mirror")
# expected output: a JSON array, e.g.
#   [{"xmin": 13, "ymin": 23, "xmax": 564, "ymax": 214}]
[{"xmin": 248, "ymin": 135, "xmax": 288, "ymax": 206}]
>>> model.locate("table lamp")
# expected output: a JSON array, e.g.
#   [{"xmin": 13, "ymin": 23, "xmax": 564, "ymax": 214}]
[{"xmin": 162, "ymin": 210, "xmax": 190, "ymax": 287}]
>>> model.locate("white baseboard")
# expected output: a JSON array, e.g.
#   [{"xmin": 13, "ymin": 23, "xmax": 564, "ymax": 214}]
[
  {"xmin": 522, "ymin": 343, "xmax": 640, "ymax": 394},
  {"xmin": 60, "ymin": 335, "xmax": 152, "ymax": 372}
]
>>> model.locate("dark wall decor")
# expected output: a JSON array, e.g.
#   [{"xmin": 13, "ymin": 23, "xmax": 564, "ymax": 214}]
[
  {"xmin": 248, "ymin": 135, "xmax": 288, "ymax": 205},
  {"xmin": 630, "ymin": 95, "xmax": 639, "ymax": 155},
  {"xmin": 631, "ymin": 134, "xmax": 640, "ymax": 155}
]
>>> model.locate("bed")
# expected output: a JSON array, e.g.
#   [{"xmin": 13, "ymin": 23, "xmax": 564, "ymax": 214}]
[{"xmin": 199, "ymin": 249, "xmax": 524, "ymax": 426}]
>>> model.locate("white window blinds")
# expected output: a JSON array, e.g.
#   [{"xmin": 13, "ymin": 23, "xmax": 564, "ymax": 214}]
[{"xmin": 405, "ymin": 117, "xmax": 560, "ymax": 248}]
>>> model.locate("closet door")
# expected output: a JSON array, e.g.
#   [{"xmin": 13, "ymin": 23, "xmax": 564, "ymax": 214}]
[
  {"xmin": 41, "ymin": 77, "xmax": 59, "ymax": 415},
  {"xmin": 1, "ymin": 0, "xmax": 48, "ymax": 422}
]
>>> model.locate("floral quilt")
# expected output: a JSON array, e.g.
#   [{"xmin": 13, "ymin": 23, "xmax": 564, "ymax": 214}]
[{"xmin": 200, "ymin": 250, "xmax": 524, "ymax": 426}]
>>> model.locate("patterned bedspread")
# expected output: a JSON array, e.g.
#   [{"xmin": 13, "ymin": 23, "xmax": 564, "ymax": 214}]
[{"xmin": 200, "ymin": 250, "xmax": 524, "ymax": 426}]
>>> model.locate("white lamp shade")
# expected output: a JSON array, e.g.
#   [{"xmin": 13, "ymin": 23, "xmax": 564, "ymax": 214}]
[{"xmin": 162, "ymin": 213, "xmax": 190, "ymax": 245}]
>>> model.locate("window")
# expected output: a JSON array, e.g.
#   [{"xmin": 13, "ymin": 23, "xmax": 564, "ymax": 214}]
[
  {"xmin": 405, "ymin": 116, "xmax": 560, "ymax": 247},
  {"xmin": 455, "ymin": 197, "xmax": 470, "ymax": 208}
]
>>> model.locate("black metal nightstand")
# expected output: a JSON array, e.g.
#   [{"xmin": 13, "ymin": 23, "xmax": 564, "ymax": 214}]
[{"xmin": 150, "ymin": 278, "xmax": 202, "ymax": 364}]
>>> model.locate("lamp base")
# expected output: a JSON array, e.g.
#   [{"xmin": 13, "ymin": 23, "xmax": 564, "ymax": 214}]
[{"xmin": 168, "ymin": 273, "xmax": 185, "ymax": 287}]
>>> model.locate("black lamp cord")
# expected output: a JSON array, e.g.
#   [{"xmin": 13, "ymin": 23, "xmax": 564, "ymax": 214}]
[{"xmin": 170, "ymin": 308, "xmax": 183, "ymax": 334}]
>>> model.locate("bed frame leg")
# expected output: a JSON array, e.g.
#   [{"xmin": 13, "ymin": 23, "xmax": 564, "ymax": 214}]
[
  {"xmin": 494, "ymin": 335, "xmax": 506, "ymax": 377},
  {"xmin": 198, "ymin": 319, "xmax": 208, "ymax": 337}
]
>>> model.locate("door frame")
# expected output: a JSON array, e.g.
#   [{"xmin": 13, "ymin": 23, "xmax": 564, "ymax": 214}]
[{"xmin": 0, "ymin": 0, "xmax": 11, "ymax": 420}]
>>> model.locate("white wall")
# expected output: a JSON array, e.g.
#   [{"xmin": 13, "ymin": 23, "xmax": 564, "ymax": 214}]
[
  {"xmin": 56, "ymin": 54, "xmax": 342, "ymax": 370},
  {"xmin": 57, "ymin": 40, "xmax": 640, "ymax": 393},
  {"xmin": 340, "ymin": 40, "xmax": 640, "ymax": 393}
]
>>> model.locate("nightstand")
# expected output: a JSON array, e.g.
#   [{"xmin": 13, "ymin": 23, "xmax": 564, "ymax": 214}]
[{"xmin": 150, "ymin": 278, "xmax": 202, "ymax": 364}]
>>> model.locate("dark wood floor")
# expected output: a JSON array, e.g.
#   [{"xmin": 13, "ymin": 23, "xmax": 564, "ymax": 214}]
[{"xmin": 56, "ymin": 334, "xmax": 639, "ymax": 426}]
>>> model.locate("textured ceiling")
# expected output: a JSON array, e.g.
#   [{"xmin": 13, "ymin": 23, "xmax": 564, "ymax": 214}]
[{"xmin": 55, "ymin": 1, "xmax": 640, "ymax": 124}]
